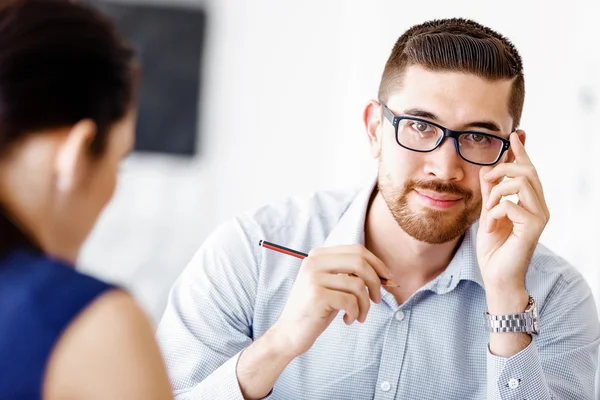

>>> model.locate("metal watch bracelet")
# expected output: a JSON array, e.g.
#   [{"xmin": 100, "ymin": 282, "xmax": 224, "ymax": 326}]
[{"xmin": 484, "ymin": 296, "xmax": 538, "ymax": 334}]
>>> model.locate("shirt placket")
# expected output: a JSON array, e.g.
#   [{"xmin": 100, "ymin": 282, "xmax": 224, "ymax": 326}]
[{"xmin": 373, "ymin": 292, "xmax": 412, "ymax": 400}]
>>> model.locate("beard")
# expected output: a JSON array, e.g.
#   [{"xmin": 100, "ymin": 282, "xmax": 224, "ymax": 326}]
[{"xmin": 377, "ymin": 162, "xmax": 482, "ymax": 245}]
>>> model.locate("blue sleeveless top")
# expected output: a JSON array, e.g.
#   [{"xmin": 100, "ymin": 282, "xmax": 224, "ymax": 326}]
[{"xmin": 0, "ymin": 248, "xmax": 113, "ymax": 399}]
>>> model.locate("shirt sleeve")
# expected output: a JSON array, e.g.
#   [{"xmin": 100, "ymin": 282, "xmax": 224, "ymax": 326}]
[
  {"xmin": 156, "ymin": 217, "xmax": 264, "ymax": 399},
  {"xmin": 486, "ymin": 274, "xmax": 600, "ymax": 400}
]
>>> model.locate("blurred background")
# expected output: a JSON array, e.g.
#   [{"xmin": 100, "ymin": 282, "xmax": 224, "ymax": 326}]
[{"xmin": 80, "ymin": 0, "xmax": 599, "ymax": 384}]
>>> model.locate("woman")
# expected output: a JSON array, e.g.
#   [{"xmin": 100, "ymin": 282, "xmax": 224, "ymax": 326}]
[{"xmin": 0, "ymin": 0, "xmax": 173, "ymax": 398}]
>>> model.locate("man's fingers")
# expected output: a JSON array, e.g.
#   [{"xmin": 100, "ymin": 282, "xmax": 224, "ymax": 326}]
[
  {"xmin": 488, "ymin": 199, "xmax": 545, "ymax": 237},
  {"xmin": 485, "ymin": 177, "xmax": 544, "ymax": 218},
  {"xmin": 325, "ymin": 290, "xmax": 360, "ymax": 325},
  {"xmin": 317, "ymin": 274, "xmax": 371, "ymax": 322},
  {"xmin": 483, "ymin": 163, "xmax": 537, "ymax": 187},
  {"xmin": 303, "ymin": 251, "xmax": 384, "ymax": 303},
  {"xmin": 309, "ymin": 244, "xmax": 392, "ymax": 279},
  {"xmin": 509, "ymin": 131, "xmax": 532, "ymax": 165},
  {"xmin": 483, "ymin": 163, "xmax": 549, "ymax": 220},
  {"xmin": 480, "ymin": 165, "xmax": 499, "ymax": 232},
  {"xmin": 479, "ymin": 166, "xmax": 496, "ymax": 211},
  {"xmin": 358, "ymin": 245, "xmax": 393, "ymax": 280}
]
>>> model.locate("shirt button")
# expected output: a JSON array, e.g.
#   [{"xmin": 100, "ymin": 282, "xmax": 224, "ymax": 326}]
[
  {"xmin": 394, "ymin": 310, "xmax": 405, "ymax": 321},
  {"xmin": 508, "ymin": 378, "xmax": 520, "ymax": 389},
  {"xmin": 380, "ymin": 381, "xmax": 391, "ymax": 392}
]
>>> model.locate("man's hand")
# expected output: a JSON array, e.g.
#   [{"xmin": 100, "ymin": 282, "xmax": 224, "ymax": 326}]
[
  {"xmin": 272, "ymin": 243, "xmax": 391, "ymax": 356},
  {"xmin": 478, "ymin": 131, "xmax": 549, "ymax": 297},
  {"xmin": 477, "ymin": 132, "xmax": 550, "ymax": 356},
  {"xmin": 237, "ymin": 244, "xmax": 391, "ymax": 399}
]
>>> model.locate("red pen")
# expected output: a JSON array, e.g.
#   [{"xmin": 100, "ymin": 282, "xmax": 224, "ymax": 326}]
[{"xmin": 259, "ymin": 240, "xmax": 398, "ymax": 288}]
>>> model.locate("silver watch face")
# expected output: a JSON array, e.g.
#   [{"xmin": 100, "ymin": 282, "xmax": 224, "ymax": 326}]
[{"xmin": 528, "ymin": 297, "xmax": 539, "ymax": 334}]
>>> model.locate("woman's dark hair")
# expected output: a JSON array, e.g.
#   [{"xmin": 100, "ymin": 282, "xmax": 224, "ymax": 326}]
[{"xmin": 0, "ymin": 0, "xmax": 138, "ymax": 256}]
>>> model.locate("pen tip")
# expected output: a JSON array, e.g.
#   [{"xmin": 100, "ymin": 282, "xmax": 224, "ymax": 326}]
[{"xmin": 258, "ymin": 240, "xmax": 263, "ymax": 246}]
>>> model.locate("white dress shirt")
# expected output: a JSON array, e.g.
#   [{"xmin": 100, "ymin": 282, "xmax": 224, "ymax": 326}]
[{"xmin": 157, "ymin": 181, "xmax": 600, "ymax": 399}]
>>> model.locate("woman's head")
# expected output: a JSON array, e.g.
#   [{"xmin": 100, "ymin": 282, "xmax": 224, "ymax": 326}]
[{"xmin": 0, "ymin": 0, "xmax": 138, "ymax": 260}]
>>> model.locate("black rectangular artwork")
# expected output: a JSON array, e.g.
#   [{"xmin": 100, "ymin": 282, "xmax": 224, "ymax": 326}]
[{"xmin": 90, "ymin": 1, "xmax": 206, "ymax": 156}]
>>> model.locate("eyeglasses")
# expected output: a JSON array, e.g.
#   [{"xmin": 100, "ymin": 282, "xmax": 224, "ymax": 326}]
[{"xmin": 382, "ymin": 104, "xmax": 512, "ymax": 166}]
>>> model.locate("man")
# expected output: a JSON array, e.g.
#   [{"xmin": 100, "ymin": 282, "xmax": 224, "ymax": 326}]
[{"xmin": 157, "ymin": 18, "xmax": 600, "ymax": 399}]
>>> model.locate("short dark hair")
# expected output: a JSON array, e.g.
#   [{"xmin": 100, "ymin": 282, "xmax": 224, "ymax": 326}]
[
  {"xmin": 0, "ymin": 0, "xmax": 138, "ymax": 255},
  {"xmin": 378, "ymin": 18, "xmax": 524, "ymax": 130}
]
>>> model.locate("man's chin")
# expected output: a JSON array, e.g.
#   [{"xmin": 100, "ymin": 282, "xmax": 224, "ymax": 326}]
[
  {"xmin": 398, "ymin": 209, "xmax": 477, "ymax": 244},
  {"xmin": 410, "ymin": 203, "xmax": 464, "ymax": 218},
  {"xmin": 405, "ymin": 223, "xmax": 465, "ymax": 244}
]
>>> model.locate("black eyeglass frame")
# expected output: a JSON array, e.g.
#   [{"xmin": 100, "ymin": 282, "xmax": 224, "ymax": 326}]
[{"xmin": 382, "ymin": 104, "xmax": 512, "ymax": 166}]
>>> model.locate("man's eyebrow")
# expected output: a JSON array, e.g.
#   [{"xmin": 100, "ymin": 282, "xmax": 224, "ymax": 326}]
[
  {"xmin": 403, "ymin": 108, "xmax": 439, "ymax": 121},
  {"xmin": 402, "ymin": 108, "xmax": 502, "ymax": 132}
]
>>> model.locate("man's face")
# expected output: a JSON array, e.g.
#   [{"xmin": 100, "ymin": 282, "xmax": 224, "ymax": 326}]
[{"xmin": 371, "ymin": 65, "xmax": 515, "ymax": 244}]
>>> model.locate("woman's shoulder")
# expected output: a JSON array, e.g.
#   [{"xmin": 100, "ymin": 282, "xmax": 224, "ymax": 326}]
[{"xmin": 44, "ymin": 288, "xmax": 173, "ymax": 399}]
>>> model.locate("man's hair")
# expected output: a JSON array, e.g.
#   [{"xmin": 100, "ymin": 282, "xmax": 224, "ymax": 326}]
[{"xmin": 378, "ymin": 18, "xmax": 524, "ymax": 130}]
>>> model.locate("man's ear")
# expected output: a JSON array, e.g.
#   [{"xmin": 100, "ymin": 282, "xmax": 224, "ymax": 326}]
[
  {"xmin": 55, "ymin": 119, "xmax": 97, "ymax": 192},
  {"xmin": 364, "ymin": 100, "xmax": 383, "ymax": 159},
  {"xmin": 505, "ymin": 129, "xmax": 526, "ymax": 163}
]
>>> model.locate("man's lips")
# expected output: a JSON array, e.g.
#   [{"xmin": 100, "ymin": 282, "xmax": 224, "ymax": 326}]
[
  {"xmin": 414, "ymin": 190, "xmax": 463, "ymax": 209},
  {"xmin": 415, "ymin": 190, "xmax": 463, "ymax": 201}
]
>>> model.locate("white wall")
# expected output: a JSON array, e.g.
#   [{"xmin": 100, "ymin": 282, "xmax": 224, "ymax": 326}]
[{"xmin": 80, "ymin": 0, "xmax": 600, "ymax": 332}]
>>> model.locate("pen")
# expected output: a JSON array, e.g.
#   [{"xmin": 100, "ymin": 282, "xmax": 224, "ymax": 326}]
[{"xmin": 259, "ymin": 240, "xmax": 398, "ymax": 287}]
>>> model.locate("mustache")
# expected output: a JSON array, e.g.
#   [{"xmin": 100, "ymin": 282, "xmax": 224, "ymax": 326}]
[{"xmin": 405, "ymin": 179, "xmax": 473, "ymax": 201}]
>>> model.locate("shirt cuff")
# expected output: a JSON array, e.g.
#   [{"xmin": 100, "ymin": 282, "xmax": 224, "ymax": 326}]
[{"xmin": 487, "ymin": 339, "xmax": 551, "ymax": 400}]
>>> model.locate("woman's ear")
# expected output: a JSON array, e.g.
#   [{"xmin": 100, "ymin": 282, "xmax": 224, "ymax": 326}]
[
  {"xmin": 364, "ymin": 100, "xmax": 383, "ymax": 159},
  {"xmin": 505, "ymin": 129, "xmax": 526, "ymax": 163},
  {"xmin": 55, "ymin": 119, "xmax": 97, "ymax": 192}
]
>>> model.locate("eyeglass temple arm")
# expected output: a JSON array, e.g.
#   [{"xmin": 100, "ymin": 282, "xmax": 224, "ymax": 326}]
[{"xmin": 381, "ymin": 104, "xmax": 395, "ymax": 124}]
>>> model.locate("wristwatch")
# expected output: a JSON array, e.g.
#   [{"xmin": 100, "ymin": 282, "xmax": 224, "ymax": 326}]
[{"xmin": 484, "ymin": 296, "xmax": 539, "ymax": 334}]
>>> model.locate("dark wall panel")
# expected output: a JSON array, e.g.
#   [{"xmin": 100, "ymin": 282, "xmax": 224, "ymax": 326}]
[{"xmin": 91, "ymin": 1, "xmax": 206, "ymax": 156}]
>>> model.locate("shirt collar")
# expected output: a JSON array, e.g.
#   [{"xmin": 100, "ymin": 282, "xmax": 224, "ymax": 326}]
[
  {"xmin": 322, "ymin": 180, "xmax": 376, "ymax": 248},
  {"xmin": 322, "ymin": 179, "xmax": 485, "ymax": 293},
  {"xmin": 432, "ymin": 221, "xmax": 485, "ymax": 293}
]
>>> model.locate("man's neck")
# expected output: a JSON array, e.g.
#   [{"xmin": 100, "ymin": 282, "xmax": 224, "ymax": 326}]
[{"xmin": 364, "ymin": 191, "xmax": 462, "ymax": 296}]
